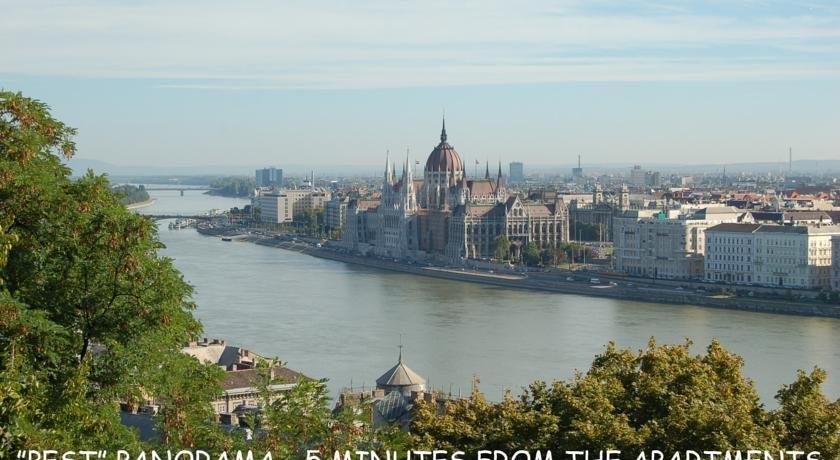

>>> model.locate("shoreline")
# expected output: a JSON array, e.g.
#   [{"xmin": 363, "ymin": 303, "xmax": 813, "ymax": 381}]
[
  {"xmin": 126, "ymin": 198, "xmax": 157, "ymax": 210},
  {"xmin": 197, "ymin": 227, "xmax": 840, "ymax": 319}
]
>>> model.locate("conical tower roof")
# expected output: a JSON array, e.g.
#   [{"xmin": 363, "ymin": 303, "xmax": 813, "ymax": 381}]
[{"xmin": 375, "ymin": 348, "xmax": 426, "ymax": 388}]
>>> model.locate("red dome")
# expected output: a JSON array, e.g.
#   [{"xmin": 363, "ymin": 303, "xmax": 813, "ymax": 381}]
[{"xmin": 425, "ymin": 120, "xmax": 464, "ymax": 173}]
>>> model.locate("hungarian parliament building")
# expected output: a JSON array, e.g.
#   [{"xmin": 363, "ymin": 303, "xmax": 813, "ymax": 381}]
[{"xmin": 342, "ymin": 121, "xmax": 570, "ymax": 261}]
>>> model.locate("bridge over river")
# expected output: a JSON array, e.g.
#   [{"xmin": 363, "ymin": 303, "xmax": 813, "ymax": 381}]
[
  {"xmin": 138, "ymin": 186, "xmax": 214, "ymax": 196},
  {"xmin": 143, "ymin": 214, "xmax": 217, "ymax": 221}
]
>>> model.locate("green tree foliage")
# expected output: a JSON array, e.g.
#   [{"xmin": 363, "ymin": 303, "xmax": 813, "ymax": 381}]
[
  {"xmin": 773, "ymin": 368, "xmax": 840, "ymax": 457},
  {"xmin": 523, "ymin": 242, "xmax": 541, "ymax": 266},
  {"xmin": 559, "ymin": 242, "xmax": 591, "ymax": 264},
  {"xmin": 209, "ymin": 176, "xmax": 255, "ymax": 197},
  {"xmin": 413, "ymin": 339, "xmax": 839, "ymax": 457},
  {"xmin": 0, "ymin": 90, "xmax": 223, "ymax": 453},
  {"xmin": 413, "ymin": 386, "xmax": 557, "ymax": 454},
  {"xmin": 3, "ymin": 90, "xmax": 839, "ymax": 457},
  {"xmin": 111, "ymin": 184, "xmax": 150, "ymax": 206},
  {"xmin": 244, "ymin": 361, "xmax": 412, "ymax": 459},
  {"xmin": 494, "ymin": 235, "xmax": 510, "ymax": 260},
  {"xmin": 295, "ymin": 208, "xmax": 324, "ymax": 236}
]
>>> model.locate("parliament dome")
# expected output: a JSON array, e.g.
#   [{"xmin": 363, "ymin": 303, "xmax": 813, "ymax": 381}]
[{"xmin": 425, "ymin": 119, "xmax": 464, "ymax": 174}]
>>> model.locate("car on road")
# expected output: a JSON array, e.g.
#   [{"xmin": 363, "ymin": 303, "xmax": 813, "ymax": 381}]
[
  {"xmin": 566, "ymin": 276, "xmax": 575, "ymax": 281},
  {"xmin": 589, "ymin": 278, "xmax": 600, "ymax": 284},
  {"xmin": 609, "ymin": 281, "xmax": 619, "ymax": 286}
]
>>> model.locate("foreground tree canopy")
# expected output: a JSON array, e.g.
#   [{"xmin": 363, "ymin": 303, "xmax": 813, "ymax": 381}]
[
  {"xmin": 1, "ymin": 91, "xmax": 839, "ymax": 458},
  {"xmin": 412, "ymin": 340, "xmax": 840, "ymax": 458}
]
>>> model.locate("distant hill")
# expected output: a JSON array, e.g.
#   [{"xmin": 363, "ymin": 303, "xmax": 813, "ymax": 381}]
[
  {"xmin": 64, "ymin": 158, "xmax": 255, "ymax": 177},
  {"xmin": 64, "ymin": 157, "xmax": 382, "ymax": 178},
  {"xmin": 65, "ymin": 157, "xmax": 840, "ymax": 179}
]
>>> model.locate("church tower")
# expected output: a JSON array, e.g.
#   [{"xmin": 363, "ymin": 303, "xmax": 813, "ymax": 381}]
[{"xmin": 618, "ymin": 185, "xmax": 630, "ymax": 212}]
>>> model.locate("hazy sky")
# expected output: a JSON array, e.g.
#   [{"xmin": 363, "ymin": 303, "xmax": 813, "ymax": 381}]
[{"xmin": 2, "ymin": 0, "xmax": 839, "ymax": 169}]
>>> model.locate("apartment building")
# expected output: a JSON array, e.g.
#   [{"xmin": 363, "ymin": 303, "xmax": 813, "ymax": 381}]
[
  {"xmin": 325, "ymin": 196, "xmax": 349, "ymax": 233},
  {"xmin": 705, "ymin": 224, "xmax": 840, "ymax": 289},
  {"xmin": 833, "ymin": 235, "xmax": 840, "ymax": 291},
  {"xmin": 612, "ymin": 207, "xmax": 747, "ymax": 280},
  {"xmin": 255, "ymin": 188, "xmax": 332, "ymax": 224},
  {"xmin": 255, "ymin": 191, "xmax": 293, "ymax": 224}
]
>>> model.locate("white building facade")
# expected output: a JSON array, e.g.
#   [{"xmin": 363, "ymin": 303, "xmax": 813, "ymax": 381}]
[
  {"xmin": 254, "ymin": 188, "xmax": 332, "ymax": 224},
  {"xmin": 833, "ymin": 235, "xmax": 840, "ymax": 291},
  {"xmin": 612, "ymin": 207, "xmax": 749, "ymax": 280},
  {"xmin": 705, "ymin": 224, "xmax": 840, "ymax": 289}
]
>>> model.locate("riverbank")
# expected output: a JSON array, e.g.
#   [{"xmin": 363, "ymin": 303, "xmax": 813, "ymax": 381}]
[
  {"xmin": 203, "ymin": 189, "xmax": 249, "ymax": 199},
  {"xmin": 196, "ymin": 227, "xmax": 840, "ymax": 319},
  {"xmin": 126, "ymin": 198, "xmax": 157, "ymax": 210},
  {"xmin": 303, "ymin": 246, "xmax": 840, "ymax": 318}
]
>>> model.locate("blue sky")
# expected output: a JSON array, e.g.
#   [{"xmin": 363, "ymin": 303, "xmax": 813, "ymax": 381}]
[{"xmin": 2, "ymin": 0, "xmax": 839, "ymax": 170}]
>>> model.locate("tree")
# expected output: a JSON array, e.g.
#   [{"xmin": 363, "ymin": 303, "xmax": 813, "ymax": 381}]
[
  {"xmin": 111, "ymin": 184, "xmax": 150, "ymax": 205},
  {"xmin": 209, "ymin": 176, "xmax": 256, "ymax": 198},
  {"xmin": 773, "ymin": 368, "xmax": 840, "ymax": 457},
  {"xmin": 245, "ymin": 361, "xmax": 411, "ymax": 458},
  {"xmin": 494, "ymin": 235, "xmax": 510, "ymax": 260},
  {"xmin": 413, "ymin": 385, "xmax": 557, "ymax": 455},
  {"xmin": 523, "ymin": 242, "xmax": 541, "ymax": 266},
  {"xmin": 0, "ymin": 90, "xmax": 222, "ymax": 452},
  {"xmin": 294, "ymin": 207, "xmax": 325, "ymax": 236},
  {"xmin": 411, "ymin": 339, "xmax": 840, "ymax": 457}
]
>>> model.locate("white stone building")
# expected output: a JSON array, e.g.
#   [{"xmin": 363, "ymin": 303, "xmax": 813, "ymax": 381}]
[
  {"xmin": 705, "ymin": 224, "xmax": 840, "ymax": 289},
  {"xmin": 254, "ymin": 188, "xmax": 332, "ymax": 224},
  {"xmin": 833, "ymin": 235, "xmax": 840, "ymax": 291},
  {"xmin": 612, "ymin": 207, "xmax": 749, "ymax": 280},
  {"xmin": 342, "ymin": 120, "xmax": 570, "ymax": 261}
]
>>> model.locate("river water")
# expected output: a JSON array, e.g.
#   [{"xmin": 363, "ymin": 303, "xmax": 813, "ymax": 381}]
[{"xmin": 139, "ymin": 189, "xmax": 840, "ymax": 405}]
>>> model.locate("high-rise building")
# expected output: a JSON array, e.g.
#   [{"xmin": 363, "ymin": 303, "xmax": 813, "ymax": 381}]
[
  {"xmin": 572, "ymin": 155, "xmax": 583, "ymax": 182},
  {"xmin": 509, "ymin": 162, "xmax": 524, "ymax": 183},
  {"xmin": 255, "ymin": 167, "xmax": 283, "ymax": 188},
  {"xmin": 630, "ymin": 165, "xmax": 646, "ymax": 188}
]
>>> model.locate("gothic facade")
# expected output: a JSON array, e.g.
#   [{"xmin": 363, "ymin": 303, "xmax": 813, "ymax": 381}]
[{"xmin": 342, "ymin": 121, "xmax": 570, "ymax": 260}]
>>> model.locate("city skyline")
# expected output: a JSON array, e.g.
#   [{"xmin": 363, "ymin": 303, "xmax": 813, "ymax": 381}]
[{"xmin": 2, "ymin": 1, "xmax": 839, "ymax": 168}]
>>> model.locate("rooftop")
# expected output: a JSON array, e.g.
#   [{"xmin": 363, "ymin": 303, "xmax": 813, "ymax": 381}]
[{"xmin": 376, "ymin": 348, "xmax": 426, "ymax": 388}]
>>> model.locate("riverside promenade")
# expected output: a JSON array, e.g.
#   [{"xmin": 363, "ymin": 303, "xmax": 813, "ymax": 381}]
[
  {"xmin": 196, "ymin": 227, "xmax": 840, "ymax": 319},
  {"xmin": 305, "ymin": 246, "xmax": 840, "ymax": 318}
]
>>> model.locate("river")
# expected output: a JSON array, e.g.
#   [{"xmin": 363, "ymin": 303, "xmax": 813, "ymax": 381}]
[{"xmin": 139, "ymin": 189, "xmax": 840, "ymax": 405}]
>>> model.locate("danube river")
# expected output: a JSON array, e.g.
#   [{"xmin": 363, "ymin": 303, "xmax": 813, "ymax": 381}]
[{"xmin": 140, "ymin": 189, "xmax": 840, "ymax": 405}]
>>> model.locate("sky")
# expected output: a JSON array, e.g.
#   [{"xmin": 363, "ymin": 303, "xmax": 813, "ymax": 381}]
[{"xmin": 1, "ymin": 0, "xmax": 839, "ymax": 171}]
